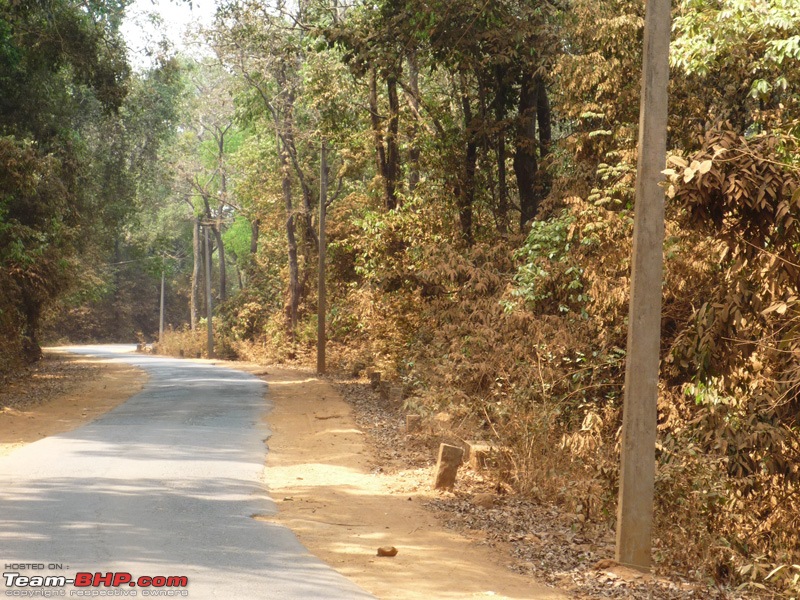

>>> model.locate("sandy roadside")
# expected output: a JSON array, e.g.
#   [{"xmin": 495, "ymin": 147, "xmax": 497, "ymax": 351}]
[{"xmin": 0, "ymin": 349, "xmax": 147, "ymax": 456}]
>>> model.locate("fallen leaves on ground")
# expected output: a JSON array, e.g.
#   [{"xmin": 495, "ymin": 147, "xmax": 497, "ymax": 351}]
[{"xmin": 0, "ymin": 353, "xmax": 102, "ymax": 411}]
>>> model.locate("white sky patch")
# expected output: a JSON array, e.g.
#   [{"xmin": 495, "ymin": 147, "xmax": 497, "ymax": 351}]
[{"xmin": 121, "ymin": 0, "xmax": 220, "ymax": 70}]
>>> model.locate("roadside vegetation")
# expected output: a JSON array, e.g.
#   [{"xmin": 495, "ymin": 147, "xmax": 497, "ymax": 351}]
[{"xmin": 3, "ymin": 0, "xmax": 800, "ymax": 593}]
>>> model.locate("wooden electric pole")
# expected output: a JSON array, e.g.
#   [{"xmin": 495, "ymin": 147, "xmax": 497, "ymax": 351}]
[
  {"xmin": 615, "ymin": 0, "xmax": 670, "ymax": 570},
  {"xmin": 317, "ymin": 140, "xmax": 328, "ymax": 375},
  {"xmin": 204, "ymin": 225, "xmax": 215, "ymax": 359},
  {"xmin": 159, "ymin": 270, "xmax": 165, "ymax": 344}
]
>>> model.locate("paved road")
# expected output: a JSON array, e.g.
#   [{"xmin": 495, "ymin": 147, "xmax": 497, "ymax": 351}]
[{"xmin": 0, "ymin": 345, "xmax": 374, "ymax": 599}]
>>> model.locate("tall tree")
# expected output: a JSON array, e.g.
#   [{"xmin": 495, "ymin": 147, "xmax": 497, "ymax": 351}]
[{"xmin": 0, "ymin": 0, "xmax": 132, "ymax": 365}]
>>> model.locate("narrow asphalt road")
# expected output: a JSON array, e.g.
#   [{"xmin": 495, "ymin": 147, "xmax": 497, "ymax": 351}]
[{"xmin": 0, "ymin": 345, "xmax": 374, "ymax": 599}]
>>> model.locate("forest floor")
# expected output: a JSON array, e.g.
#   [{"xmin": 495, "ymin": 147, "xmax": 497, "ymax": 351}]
[{"xmin": 0, "ymin": 350, "xmax": 744, "ymax": 599}]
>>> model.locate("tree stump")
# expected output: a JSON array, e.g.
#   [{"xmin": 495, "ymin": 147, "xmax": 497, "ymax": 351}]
[{"xmin": 433, "ymin": 443, "xmax": 464, "ymax": 490}]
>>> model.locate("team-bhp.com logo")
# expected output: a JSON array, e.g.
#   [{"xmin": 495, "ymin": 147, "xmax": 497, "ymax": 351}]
[{"xmin": 4, "ymin": 571, "xmax": 189, "ymax": 597}]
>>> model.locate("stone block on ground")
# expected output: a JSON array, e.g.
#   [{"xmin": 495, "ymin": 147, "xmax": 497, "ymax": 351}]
[
  {"xmin": 368, "ymin": 370, "xmax": 382, "ymax": 390},
  {"xmin": 433, "ymin": 443, "xmax": 464, "ymax": 490},
  {"xmin": 466, "ymin": 442, "xmax": 492, "ymax": 470},
  {"xmin": 406, "ymin": 414, "xmax": 422, "ymax": 433},
  {"xmin": 388, "ymin": 385, "xmax": 403, "ymax": 405}
]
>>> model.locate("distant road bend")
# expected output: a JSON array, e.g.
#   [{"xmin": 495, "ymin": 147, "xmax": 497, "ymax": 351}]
[{"xmin": 0, "ymin": 344, "xmax": 374, "ymax": 599}]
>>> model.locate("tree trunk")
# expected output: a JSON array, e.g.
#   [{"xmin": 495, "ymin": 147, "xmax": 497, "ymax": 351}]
[
  {"xmin": 494, "ymin": 67, "xmax": 509, "ymax": 233},
  {"xmin": 386, "ymin": 74, "xmax": 400, "ymax": 210},
  {"xmin": 213, "ymin": 223, "xmax": 227, "ymax": 303},
  {"xmin": 282, "ymin": 126, "xmax": 317, "ymax": 250},
  {"xmin": 533, "ymin": 74, "xmax": 553, "ymax": 211},
  {"xmin": 458, "ymin": 89, "xmax": 476, "ymax": 245},
  {"xmin": 276, "ymin": 66, "xmax": 317, "ymax": 253},
  {"xmin": 21, "ymin": 294, "xmax": 42, "ymax": 364},
  {"xmin": 190, "ymin": 218, "xmax": 200, "ymax": 331},
  {"xmin": 235, "ymin": 262, "xmax": 244, "ymax": 291},
  {"xmin": 250, "ymin": 218, "xmax": 259, "ymax": 255},
  {"xmin": 514, "ymin": 72, "xmax": 539, "ymax": 228},
  {"xmin": 536, "ymin": 74, "xmax": 552, "ymax": 159},
  {"xmin": 407, "ymin": 51, "xmax": 421, "ymax": 194},
  {"xmin": 369, "ymin": 68, "xmax": 393, "ymax": 211}
]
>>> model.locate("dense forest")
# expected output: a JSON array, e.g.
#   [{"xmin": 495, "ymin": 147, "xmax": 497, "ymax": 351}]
[{"xmin": 2, "ymin": 0, "xmax": 799, "ymax": 592}]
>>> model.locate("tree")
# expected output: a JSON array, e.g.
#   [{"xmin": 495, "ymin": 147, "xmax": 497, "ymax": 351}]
[{"xmin": 0, "ymin": 0, "xmax": 132, "ymax": 366}]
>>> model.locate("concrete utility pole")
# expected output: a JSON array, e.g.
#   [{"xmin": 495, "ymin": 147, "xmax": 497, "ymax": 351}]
[
  {"xmin": 615, "ymin": 0, "xmax": 670, "ymax": 570},
  {"xmin": 317, "ymin": 140, "xmax": 328, "ymax": 375},
  {"xmin": 204, "ymin": 225, "xmax": 215, "ymax": 359},
  {"xmin": 159, "ymin": 271, "xmax": 165, "ymax": 344}
]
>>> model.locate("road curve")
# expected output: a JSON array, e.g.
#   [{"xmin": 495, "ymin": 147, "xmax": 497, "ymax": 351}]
[{"xmin": 0, "ymin": 345, "xmax": 374, "ymax": 599}]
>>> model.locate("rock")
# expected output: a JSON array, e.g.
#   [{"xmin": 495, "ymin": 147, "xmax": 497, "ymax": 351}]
[
  {"xmin": 377, "ymin": 546, "xmax": 398, "ymax": 557},
  {"xmin": 433, "ymin": 443, "xmax": 464, "ymax": 490}
]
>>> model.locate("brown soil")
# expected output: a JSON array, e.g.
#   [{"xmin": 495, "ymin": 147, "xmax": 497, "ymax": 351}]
[{"xmin": 0, "ymin": 349, "xmax": 146, "ymax": 456}]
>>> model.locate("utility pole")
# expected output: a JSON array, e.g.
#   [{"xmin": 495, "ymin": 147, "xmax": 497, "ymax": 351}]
[
  {"xmin": 615, "ymin": 0, "xmax": 670, "ymax": 570},
  {"xmin": 159, "ymin": 270, "xmax": 165, "ymax": 344},
  {"xmin": 317, "ymin": 140, "xmax": 328, "ymax": 375},
  {"xmin": 204, "ymin": 224, "xmax": 215, "ymax": 359}
]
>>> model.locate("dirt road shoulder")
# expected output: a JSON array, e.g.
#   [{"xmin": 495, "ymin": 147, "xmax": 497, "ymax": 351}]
[
  {"xmin": 0, "ymin": 349, "xmax": 147, "ymax": 456},
  {"xmin": 255, "ymin": 366, "xmax": 567, "ymax": 600}
]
